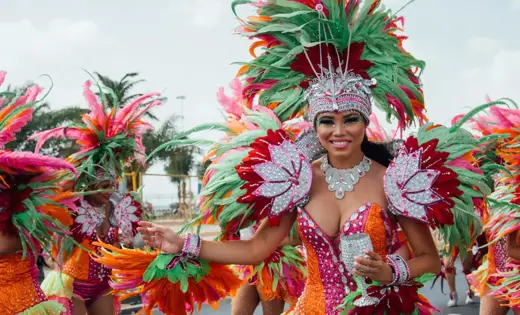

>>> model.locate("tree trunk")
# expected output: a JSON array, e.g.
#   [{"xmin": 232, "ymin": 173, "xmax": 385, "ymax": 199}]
[{"xmin": 177, "ymin": 181, "xmax": 182, "ymax": 219}]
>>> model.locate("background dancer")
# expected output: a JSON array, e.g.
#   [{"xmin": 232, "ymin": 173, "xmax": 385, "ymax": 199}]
[
  {"xmin": 35, "ymin": 77, "xmax": 162, "ymax": 314},
  {"xmin": 460, "ymin": 104, "xmax": 520, "ymax": 315},
  {"xmin": 0, "ymin": 71, "xmax": 78, "ymax": 315}
]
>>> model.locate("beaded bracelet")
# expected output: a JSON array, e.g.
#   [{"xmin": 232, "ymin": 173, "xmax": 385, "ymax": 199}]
[
  {"xmin": 394, "ymin": 254, "xmax": 410, "ymax": 283},
  {"xmin": 387, "ymin": 254, "xmax": 410, "ymax": 285},
  {"xmin": 182, "ymin": 233, "xmax": 202, "ymax": 258},
  {"xmin": 386, "ymin": 255, "xmax": 400, "ymax": 285}
]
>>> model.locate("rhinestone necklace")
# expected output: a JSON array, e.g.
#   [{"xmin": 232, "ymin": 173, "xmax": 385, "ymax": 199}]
[{"xmin": 321, "ymin": 155, "xmax": 372, "ymax": 199}]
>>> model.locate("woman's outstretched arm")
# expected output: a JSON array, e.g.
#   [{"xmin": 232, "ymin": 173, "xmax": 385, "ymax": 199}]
[{"xmin": 138, "ymin": 211, "xmax": 297, "ymax": 266}]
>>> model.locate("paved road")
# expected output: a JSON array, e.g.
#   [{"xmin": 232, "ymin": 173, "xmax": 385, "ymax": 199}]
[{"xmin": 137, "ymin": 264, "xmax": 512, "ymax": 315}]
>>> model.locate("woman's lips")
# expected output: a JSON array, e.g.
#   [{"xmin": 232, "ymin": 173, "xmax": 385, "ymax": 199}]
[{"xmin": 330, "ymin": 140, "xmax": 351, "ymax": 149}]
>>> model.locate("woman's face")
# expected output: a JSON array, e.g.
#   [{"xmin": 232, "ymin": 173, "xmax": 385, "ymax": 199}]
[
  {"xmin": 89, "ymin": 180, "xmax": 114, "ymax": 206},
  {"xmin": 316, "ymin": 110, "xmax": 366, "ymax": 159}
]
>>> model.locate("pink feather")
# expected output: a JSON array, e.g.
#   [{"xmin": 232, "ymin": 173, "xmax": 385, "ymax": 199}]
[
  {"xmin": 489, "ymin": 106, "xmax": 514, "ymax": 128},
  {"xmin": 448, "ymin": 157, "xmax": 483, "ymax": 175},
  {"xmin": 0, "ymin": 150, "xmax": 77, "ymax": 174},
  {"xmin": 366, "ymin": 113, "xmax": 389, "ymax": 142},
  {"xmin": 0, "ymin": 109, "xmax": 33, "ymax": 148},
  {"xmin": 13, "ymin": 85, "xmax": 42, "ymax": 107},
  {"xmin": 114, "ymin": 93, "xmax": 160, "ymax": 127},
  {"xmin": 83, "ymin": 80, "xmax": 106, "ymax": 122},
  {"xmin": 28, "ymin": 126, "xmax": 67, "ymax": 153},
  {"xmin": 217, "ymin": 78, "xmax": 245, "ymax": 117},
  {"xmin": 386, "ymin": 94, "xmax": 406, "ymax": 133},
  {"xmin": 0, "ymin": 71, "xmax": 6, "ymax": 86},
  {"xmin": 128, "ymin": 100, "xmax": 162, "ymax": 124}
]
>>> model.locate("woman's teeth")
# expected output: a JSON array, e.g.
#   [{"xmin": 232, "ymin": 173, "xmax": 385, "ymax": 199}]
[{"xmin": 331, "ymin": 141, "xmax": 349, "ymax": 149}]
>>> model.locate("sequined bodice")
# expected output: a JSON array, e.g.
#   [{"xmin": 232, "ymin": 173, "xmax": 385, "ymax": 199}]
[
  {"xmin": 492, "ymin": 237, "xmax": 508, "ymax": 272},
  {"xmin": 62, "ymin": 226, "xmax": 118, "ymax": 282},
  {"xmin": 294, "ymin": 203, "xmax": 400, "ymax": 315}
]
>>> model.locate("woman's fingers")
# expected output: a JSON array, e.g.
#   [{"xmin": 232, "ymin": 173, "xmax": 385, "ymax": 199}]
[
  {"xmin": 137, "ymin": 223, "xmax": 169, "ymax": 235},
  {"xmin": 354, "ymin": 263, "xmax": 378, "ymax": 273},
  {"xmin": 364, "ymin": 250, "xmax": 381, "ymax": 260},
  {"xmin": 355, "ymin": 256, "xmax": 382, "ymax": 268}
]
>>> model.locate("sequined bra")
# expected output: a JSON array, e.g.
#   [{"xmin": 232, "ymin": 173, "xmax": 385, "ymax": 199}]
[{"xmin": 293, "ymin": 203, "xmax": 400, "ymax": 315}]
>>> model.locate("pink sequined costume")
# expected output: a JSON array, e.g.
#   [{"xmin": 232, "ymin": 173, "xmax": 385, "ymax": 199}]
[
  {"xmin": 42, "ymin": 198, "xmax": 121, "ymax": 314},
  {"xmin": 293, "ymin": 203, "xmax": 404, "ymax": 314}
]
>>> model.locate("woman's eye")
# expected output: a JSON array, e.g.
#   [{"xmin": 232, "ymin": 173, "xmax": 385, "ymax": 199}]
[
  {"xmin": 344, "ymin": 116, "xmax": 362, "ymax": 124},
  {"xmin": 318, "ymin": 119, "xmax": 334, "ymax": 125}
]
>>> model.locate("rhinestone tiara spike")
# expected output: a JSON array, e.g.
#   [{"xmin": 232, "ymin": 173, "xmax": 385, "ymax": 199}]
[{"xmin": 306, "ymin": 68, "xmax": 376, "ymax": 126}]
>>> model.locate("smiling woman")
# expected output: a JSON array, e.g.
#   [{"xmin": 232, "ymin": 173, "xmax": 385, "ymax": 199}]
[{"xmin": 89, "ymin": 1, "xmax": 497, "ymax": 315}]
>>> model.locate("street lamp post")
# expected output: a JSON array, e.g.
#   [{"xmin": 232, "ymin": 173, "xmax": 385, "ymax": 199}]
[{"xmin": 176, "ymin": 95, "xmax": 186, "ymax": 131}]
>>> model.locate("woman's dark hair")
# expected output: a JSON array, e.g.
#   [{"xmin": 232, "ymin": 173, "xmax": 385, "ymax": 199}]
[{"xmin": 361, "ymin": 135, "xmax": 398, "ymax": 167}]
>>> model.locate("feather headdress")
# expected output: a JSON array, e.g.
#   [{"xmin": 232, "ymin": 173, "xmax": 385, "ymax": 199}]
[
  {"xmin": 232, "ymin": 0, "xmax": 426, "ymax": 132},
  {"xmin": 29, "ymin": 78, "xmax": 163, "ymax": 190},
  {"xmin": 0, "ymin": 71, "xmax": 78, "ymax": 257}
]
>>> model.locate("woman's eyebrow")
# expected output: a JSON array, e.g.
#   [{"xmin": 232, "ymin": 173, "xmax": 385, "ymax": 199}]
[{"xmin": 343, "ymin": 112, "xmax": 361, "ymax": 118}]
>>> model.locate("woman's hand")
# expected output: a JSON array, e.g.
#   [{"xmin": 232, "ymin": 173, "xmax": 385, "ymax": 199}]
[
  {"xmin": 353, "ymin": 250, "xmax": 393, "ymax": 283},
  {"xmin": 137, "ymin": 221, "xmax": 184, "ymax": 254}
]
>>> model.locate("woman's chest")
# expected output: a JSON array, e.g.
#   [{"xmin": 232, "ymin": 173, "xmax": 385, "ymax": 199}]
[{"xmin": 297, "ymin": 204, "xmax": 398, "ymax": 258}]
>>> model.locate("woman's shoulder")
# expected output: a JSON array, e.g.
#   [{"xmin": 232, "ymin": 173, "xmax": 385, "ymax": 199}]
[{"xmin": 368, "ymin": 159, "xmax": 387, "ymax": 180}]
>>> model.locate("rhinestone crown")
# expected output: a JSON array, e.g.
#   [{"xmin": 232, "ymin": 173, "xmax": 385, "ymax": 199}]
[{"xmin": 306, "ymin": 68, "xmax": 376, "ymax": 126}]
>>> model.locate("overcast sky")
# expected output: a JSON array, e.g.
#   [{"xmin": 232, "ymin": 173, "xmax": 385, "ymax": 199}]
[{"xmin": 2, "ymin": 0, "xmax": 520, "ymax": 205}]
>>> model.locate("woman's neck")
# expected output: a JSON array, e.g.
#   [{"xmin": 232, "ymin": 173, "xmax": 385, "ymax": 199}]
[{"xmin": 327, "ymin": 150, "xmax": 365, "ymax": 169}]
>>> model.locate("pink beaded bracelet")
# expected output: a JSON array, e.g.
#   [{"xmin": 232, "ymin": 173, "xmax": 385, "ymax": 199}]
[
  {"xmin": 387, "ymin": 254, "xmax": 410, "ymax": 285},
  {"xmin": 182, "ymin": 233, "xmax": 201, "ymax": 258},
  {"xmin": 387, "ymin": 255, "xmax": 400, "ymax": 285}
]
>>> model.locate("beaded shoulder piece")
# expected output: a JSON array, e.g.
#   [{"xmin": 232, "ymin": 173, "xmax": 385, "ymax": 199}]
[{"xmin": 383, "ymin": 118, "xmax": 492, "ymax": 256}]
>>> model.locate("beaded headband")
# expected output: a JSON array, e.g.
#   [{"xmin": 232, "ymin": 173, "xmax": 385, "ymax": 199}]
[{"xmin": 306, "ymin": 67, "xmax": 376, "ymax": 126}]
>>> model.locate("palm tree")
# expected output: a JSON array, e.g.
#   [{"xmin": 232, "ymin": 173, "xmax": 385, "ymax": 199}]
[
  {"xmin": 126, "ymin": 115, "xmax": 183, "ymax": 190},
  {"xmin": 164, "ymin": 145, "xmax": 200, "ymax": 219},
  {"xmin": 94, "ymin": 72, "xmax": 165, "ymax": 121}
]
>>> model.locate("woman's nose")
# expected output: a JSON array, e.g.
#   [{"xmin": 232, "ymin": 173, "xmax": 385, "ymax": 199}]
[{"xmin": 332, "ymin": 123, "xmax": 346, "ymax": 136}]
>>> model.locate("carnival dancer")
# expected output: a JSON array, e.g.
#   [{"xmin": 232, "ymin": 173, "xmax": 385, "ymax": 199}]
[
  {"xmin": 0, "ymin": 71, "xmax": 78, "ymax": 314},
  {"xmin": 95, "ymin": 1, "xmax": 496, "ymax": 314},
  {"xmin": 464, "ymin": 104, "xmax": 520, "ymax": 315},
  {"xmin": 34, "ymin": 78, "xmax": 161, "ymax": 314}
]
